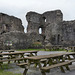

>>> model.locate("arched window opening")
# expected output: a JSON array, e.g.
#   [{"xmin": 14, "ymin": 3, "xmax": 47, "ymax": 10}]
[
  {"xmin": 43, "ymin": 17, "xmax": 46, "ymax": 22},
  {"xmin": 39, "ymin": 28, "xmax": 42, "ymax": 34},
  {"xmin": 45, "ymin": 19, "xmax": 46, "ymax": 22}
]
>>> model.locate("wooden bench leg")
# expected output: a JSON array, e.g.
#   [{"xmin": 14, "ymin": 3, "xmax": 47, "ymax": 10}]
[
  {"xmin": 18, "ymin": 60, "xmax": 20, "ymax": 63},
  {"xmin": 35, "ymin": 52, "xmax": 37, "ymax": 56},
  {"xmin": 0, "ymin": 64, "xmax": 2, "ymax": 69},
  {"xmin": 41, "ymin": 70, "xmax": 46, "ymax": 75},
  {"xmin": 65, "ymin": 65, "xmax": 70, "ymax": 70},
  {"xmin": 43, "ymin": 62, "xmax": 47, "ymax": 67},
  {"xmin": 34, "ymin": 63, "xmax": 38, "ymax": 68},
  {"xmin": 8, "ymin": 61, "xmax": 10, "ymax": 64},
  {"xmin": 14, "ymin": 60, "xmax": 16, "ymax": 63},
  {"xmin": 60, "ymin": 66, "xmax": 65, "ymax": 73},
  {"xmin": 8, "ymin": 57, "xmax": 10, "ymax": 64},
  {"xmin": 23, "ymin": 69, "xmax": 28, "ymax": 75}
]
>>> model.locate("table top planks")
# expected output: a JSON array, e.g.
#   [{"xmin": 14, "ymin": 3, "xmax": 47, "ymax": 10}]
[
  {"xmin": 0, "ymin": 50, "xmax": 38, "ymax": 55},
  {"xmin": 0, "ymin": 50, "xmax": 15, "ymax": 52},
  {"xmin": 25, "ymin": 54, "xmax": 64, "ymax": 60},
  {"xmin": 25, "ymin": 52, "xmax": 75, "ymax": 60}
]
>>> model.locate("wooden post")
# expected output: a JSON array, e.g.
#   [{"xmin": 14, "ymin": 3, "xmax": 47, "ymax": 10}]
[
  {"xmin": 60, "ymin": 66, "xmax": 65, "ymax": 73},
  {"xmin": 23, "ymin": 69, "xmax": 28, "ymax": 75}
]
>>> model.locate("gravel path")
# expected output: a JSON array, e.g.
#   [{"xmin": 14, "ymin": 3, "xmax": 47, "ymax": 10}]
[{"xmin": 5, "ymin": 51, "xmax": 75, "ymax": 75}]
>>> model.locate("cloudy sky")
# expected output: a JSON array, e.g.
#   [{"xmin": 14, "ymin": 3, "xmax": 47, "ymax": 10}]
[{"xmin": 0, "ymin": 0, "xmax": 75, "ymax": 32}]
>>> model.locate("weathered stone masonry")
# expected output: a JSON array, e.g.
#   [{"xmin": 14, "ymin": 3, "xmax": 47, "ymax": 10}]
[
  {"xmin": 0, "ymin": 13, "xmax": 44, "ymax": 49},
  {"xmin": 26, "ymin": 10, "xmax": 75, "ymax": 47},
  {"xmin": 0, "ymin": 10, "xmax": 75, "ymax": 49}
]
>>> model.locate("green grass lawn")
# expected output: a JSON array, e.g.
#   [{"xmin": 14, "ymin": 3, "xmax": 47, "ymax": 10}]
[
  {"xmin": 17, "ymin": 48, "xmax": 45, "ymax": 51},
  {"xmin": 0, "ymin": 64, "xmax": 22, "ymax": 75},
  {"xmin": 17, "ymin": 48, "xmax": 68, "ymax": 52},
  {"xmin": 0, "ymin": 71, "xmax": 22, "ymax": 75}
]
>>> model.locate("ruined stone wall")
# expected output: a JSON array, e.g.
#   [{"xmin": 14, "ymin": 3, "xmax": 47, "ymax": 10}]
[
  {"xmin": 26, "ymin": 12, "xmax": 41, "ymax": 34},
  {"xmin": 60, "ymin": 21, "xmax": 75, "ymax": 46},
  {"xmin": 26, "ymin": 10, "xmax": 63, "ymax": 45},
  {"xmin": 26, "ymin": 11, "xmax": 46, "ymax": 35},
  {"xmin": 42, "ymin": 10, "xmax": 63, "ymax": 45},
  {"xmin": 0, "ymin": 31, "xmax": 30, "ymax": 49},
  {"xmin": 0, "ymin": 13, "xmax": 25, "ymax": 49},
  {"xmin": 1, "ymin": 10, "xmax": 75, "ymax": 50},
  {"xmin": 0, "ymin": 13, "xmax": 24, "ymax": 34},
  {"xmin": 26, "ymin": 10, "xmax": 75, "ymax": 46},
  {"xmin": 0, "ymin": 13, "xmax": 44, "ymax": 49},
  {"xmin": 0, "ymin": 31, "xmax": 44, "ymax": 49}
]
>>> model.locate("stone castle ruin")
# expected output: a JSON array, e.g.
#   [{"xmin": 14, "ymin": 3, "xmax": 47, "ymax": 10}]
[{"xmin": 0, "ymin": 10, "xmax": 75, "ymax": 49}]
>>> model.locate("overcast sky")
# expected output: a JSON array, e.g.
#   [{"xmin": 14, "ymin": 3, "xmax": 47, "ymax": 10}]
[{"xmin": 0, "ymin": 0, "xmax": 75, "ymax": 32}]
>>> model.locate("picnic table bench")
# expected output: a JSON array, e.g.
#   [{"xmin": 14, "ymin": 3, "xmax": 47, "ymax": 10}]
[
  {"xmin": 0, "ymin": 50, "xmax": 38, "ymax": 57},
  {"xmin": 18, "ymin": 54, "xmax": 68, "ymax": 75},
  {"xmin": 0, "ymin": 50, "xmax": 15, "ymax": 53},
  {"xmin": 0, "ymin": 50, "xmax": 38, "ymax": 68},
  {"xmin": 18, "ymin": 52, "xmax": 75, "ymax": 75}
]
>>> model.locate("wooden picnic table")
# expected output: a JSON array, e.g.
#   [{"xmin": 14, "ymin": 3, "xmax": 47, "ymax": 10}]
[
  {"xmin": 0, "ymin": 50, "xmax": 15, "ymax": 53},
  {"xmin": 0, "ymin": 50, "xmax": 38, "ymax": 68},
  {"xmin": 22, "ymin": 52, "xmax": 75, "ymax": 75},
  {"xmin": 25, "ymin": 54, "xmax": 63, "ymax": 60},
  {"xmin": 0, "ymin": 50, "xmax": 38, "ymax": 61},
  {"xmin": 56, "ymin": 52, "xmax": 75, "ymax": 60},
  {"xmin": 0, "ymin": 50, "xmax": 38, "ymax": 57},
  {"xmin": 23, "ymin": 54, "xmax": 67, "ymax": 75}
]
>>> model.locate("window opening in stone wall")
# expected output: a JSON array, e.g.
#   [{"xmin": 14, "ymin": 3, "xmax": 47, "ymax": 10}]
[
  {"xmin": 57, "ymin": 34, "xmax": 60, "ymax": 43},
  {"xmin": 45, "ymin": 18, "xmax": 46, "ymax": 22},
  {"xmin": 43, "ymin": 17, "xmax": 46, "ymax": 22},
  {"xmin": 39, "ymin": 28, "xmax": 42, "ymax": 34}
]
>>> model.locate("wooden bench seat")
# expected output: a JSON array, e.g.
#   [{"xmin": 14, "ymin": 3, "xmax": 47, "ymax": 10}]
[
  {"xmin": 24, "ymin": 54, "xmax": 31, "ymax": 57},
  {"xmin": 0, "ymin": 58, "xmax": 26, "ymax": 68},
  {"xmin": 0, "ymin": 58, "xmax": 25, "ymax": 62},
  {"xmin": 41, "ymin": 61, "xmax": 71, "ymax": 75},
  {"xmin": 17, "ymin": 63, "xmax": 28, "ymax": 68},
  {"xmin": 69, "ymin": 59, "xmax": 75, "ymax": 63},
  {"xmin": 40, "ymin": 59, "xmax": 47, "ymax": 62},
  {"xmin": 0, "ymin": 57, "xmax": 10, "ymax": 59},
  {"xmin": 0, "ymin": 50, "xmax": 15, "ymax": 53}
]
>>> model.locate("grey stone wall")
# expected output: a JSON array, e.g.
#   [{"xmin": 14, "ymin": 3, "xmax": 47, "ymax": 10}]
[
  {"xmin": 60, "ymin": 21, "xmax": 75, "ymax": 46},
  {"xmin": 0, "ymin": 31, "xmax": 44, "ymax": 49},
  {"xmin": 26, "ymin": 12, "xmax": 41, "ymax": 34},
  {"xmin": 0, "ymin": 13, "xmax": 25, "ymax": 49},
  {"xmin": 0, "ymin": 10, "xmax": 75, "ymax": 50},
  {"xmin": 26, "ymin": 10, "xmax": 63, "ymax": 45},
  {"xmin": 26, "ymin": 10, "xmax": 75, "ymax": 47},
  {"xmin": 42, "ymin": 10, "xmax": 63, "ymax": 45},
  {"xmin": 0, "ymin": 13, "xmax": 24, "ymax": 34},
  {"xmin": 0, "ymin": 31, "xmax": 30, "ymax": 49}
]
